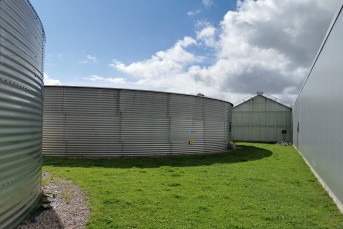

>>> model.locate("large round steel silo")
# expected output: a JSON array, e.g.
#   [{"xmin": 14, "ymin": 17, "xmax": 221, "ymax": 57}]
[{"xmin": 0, "ymin": 0, "xmax": 45, "ymax": 228}]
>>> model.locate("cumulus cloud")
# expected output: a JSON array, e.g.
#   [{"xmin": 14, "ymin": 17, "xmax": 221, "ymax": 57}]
[
  {"xmin": 202, "ymin": 0, "xmax": 214, "ymax": 8},
  {"xmin": 214, "ymin": 0, "xmax": 339, "ymax": 102},
  {"xmin": 110, "ymin": 36, "xmax": 203, "ymax": 78},
  {"xmin": 109, "ymin": 0, "xmax": 340, "ymax": 104},
  {"xmin": 196, "ymin": 21, "xmax": 217, "ymax": 48},
  {"xmin": 80, "ymin": 55, "xmax": 97, "ymax": 64},
  {"xmin": 44, "ymin": 73, "xmax": 62, "ymax": 85}
]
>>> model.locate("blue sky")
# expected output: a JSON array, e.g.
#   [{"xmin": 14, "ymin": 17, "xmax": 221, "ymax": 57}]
[
  {"xmin": 30, "ymin": 0, "xmax": 236, "ymax": 86},
  {"xmin": 30, "ymin": 0, "xmax": 339, "ymax": 104}
]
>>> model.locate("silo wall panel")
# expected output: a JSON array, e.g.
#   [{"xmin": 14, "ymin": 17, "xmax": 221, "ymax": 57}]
[
  {"xmin": 43, "ymin": 86, "xmax": 232, "ymax": 157},
  {"xmin": 232, "ymin": 95, "xmax": 292, "ymax": 143},
  {"xmin": 293, "ymin": 4, "xmax": 343, "ymax": 211},
  {"xmin": 0, "ymin": 0, "xmax": 45, "ymax": 228},
  {"xmin": 204, "ymin": 99, "xmax": 230, "ymax": 152},
  {"xmin": 43, "ymin": 87, "xmax": 122, "ymax": 157},
  {"xmin": 120, "ymin": 90, "xmax": 170, "ymax": 156},
  {"xmin": 169, "ymin": 94, "xmax": 205, "ymax": 155}
]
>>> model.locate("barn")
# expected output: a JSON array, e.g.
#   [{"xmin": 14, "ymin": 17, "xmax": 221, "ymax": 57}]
[{"xmin": 232, "ymin": 92, "xmax": 292, "ymax": 143}]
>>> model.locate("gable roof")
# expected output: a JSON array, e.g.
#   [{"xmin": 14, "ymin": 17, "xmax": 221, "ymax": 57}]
[{"xmin": 234, "ymin": 92, "xmax": 292, "ymax": 109}]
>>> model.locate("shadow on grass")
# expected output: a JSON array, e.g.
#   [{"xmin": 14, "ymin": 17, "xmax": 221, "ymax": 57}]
[{"xmin": 43, "ymin": 145, "xmax": 272, "ymax": 169}]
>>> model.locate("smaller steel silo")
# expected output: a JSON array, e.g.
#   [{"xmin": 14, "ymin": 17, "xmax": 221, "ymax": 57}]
[{"xmin": 43, "ymin": 86, "xmax": 233, "ymax": 157}]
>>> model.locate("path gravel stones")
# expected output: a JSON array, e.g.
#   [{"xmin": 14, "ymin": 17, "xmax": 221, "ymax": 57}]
[{"xmin": 19, "ymin": 172, "xmax": 89, "ymax": 229}]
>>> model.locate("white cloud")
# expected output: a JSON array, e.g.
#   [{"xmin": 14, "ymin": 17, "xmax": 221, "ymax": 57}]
[
  {"xmin": 187, "ymin": 10, "xmax": 201, "ymax": 16},
  {"xmin": 196, "ymin": 21, "xmax": 217, "ymax": 47},
  {"xmin": 80, "ymin": 55, "xmax": 97, "ymax": 64},
  {"xmin": 87, "ymin": 75, "xmax": 126, "ymax": 84},
  {"xmin": 202, "ymin": 0, "xmax": 214, "ymax": 9},
  {"xmin": 108, "ymin": 0, "xmax": 340, "ymax": 104},
  {"xmin": 109, "ymin": 36, "xmax": 202, "ymax": 78},
  {"xmin": 87, "ymin": 55, "xmax": 97, "ymax": 62},
  {"xmin": 214, "ymin": 0, "xmax": 340, "ymax": 102},
  {"xmin": 44, "ymin": 73, "xmax": 62, "ymax": 85}
]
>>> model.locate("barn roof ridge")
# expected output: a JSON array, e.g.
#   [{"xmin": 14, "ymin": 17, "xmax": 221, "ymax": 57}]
[{"xmin": 234, "ymin": 92, "xmax": 292, "ymax": 109}]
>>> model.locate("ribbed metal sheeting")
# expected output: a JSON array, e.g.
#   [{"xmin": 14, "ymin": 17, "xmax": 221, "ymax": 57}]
[
  {"xmin": 232, "ymin": 95, "xmax": 292, "ymax": 142},
  {"xmin": 43, "ymin": 86, "xmax": 232, "ymax": 157},
  {"xmin": 293, "ymin": 3, "xmax": 343, "ymax": 211},
  {"xmin": 0, "ymin": 0, "xmax": 45, "ymax": 228}
]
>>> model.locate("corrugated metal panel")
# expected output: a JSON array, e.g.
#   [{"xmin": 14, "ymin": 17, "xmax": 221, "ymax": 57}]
[
  {"xmin": 293, "ymin": 3, "xmax": 343, "ymax": 211},
  {"xmin": 0, "ymin": 0, "xmax": 45, "ymax": 228},
  {"xmin": 232, "ymin": 94, "xmax": 292, "ymax": 142},
  {"xmin": 43, "ymin": 86, "xmax": 232, "ymax": 157}
]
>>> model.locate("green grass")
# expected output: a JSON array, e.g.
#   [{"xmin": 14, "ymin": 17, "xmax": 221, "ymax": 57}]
[{"xmin": 43, "ymin": 143, "xmax": 343, "ymax": 228}]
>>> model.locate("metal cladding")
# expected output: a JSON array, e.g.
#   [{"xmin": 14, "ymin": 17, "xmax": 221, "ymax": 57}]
[
  {"xmin": 43, "ymin": 86, "xmax": 232, "ymax": 157},
  {"xmin": 0, "ymin": 0, "xmax": 45, "ymax": 228},
  {"xmin": 232, "ymin": 94, "xmax": 292, "ymax": 143},
  {"xmin": 293, "ymin": 3, "xmax": 343, "ymax": 211}
]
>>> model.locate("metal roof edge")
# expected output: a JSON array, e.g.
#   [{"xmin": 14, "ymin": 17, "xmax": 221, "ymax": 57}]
[
  {"xmin": 44, "ymin": 85, "xmax": 234, "ymax": 106},
  {"xmin": 234, "ymin": 93, "xmax": 292, "ymax": 109},
  {"xmin": 233, "ymin": 93, "xmax": 256, "ymax": 107}
]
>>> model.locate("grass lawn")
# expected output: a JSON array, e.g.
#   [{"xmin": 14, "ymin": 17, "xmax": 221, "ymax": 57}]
[{"xmin": 43, "ymin": 143, "xmax": 343, "ymax": 228}]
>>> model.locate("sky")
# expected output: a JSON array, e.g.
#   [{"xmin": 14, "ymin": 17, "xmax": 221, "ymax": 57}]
[{"xmin": 30, "ymin": 0, "xmax": 341, "ymax": 105}]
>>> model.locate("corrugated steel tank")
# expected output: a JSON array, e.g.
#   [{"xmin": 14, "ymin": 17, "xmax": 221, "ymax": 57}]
[
  {"xmin": 0, "ymin": 0, "xmax": 45, "ymax": 228},
  {"xmin": 43, "ymin": 86, "xmax": 232, "ymax": 157},
  {"xmin": 232, "ymin": 94, "xmax": 292, "ymax": 143},
  {"xmin": 293, "ymin": 3, "xmax": 343, "ymax": 211}
]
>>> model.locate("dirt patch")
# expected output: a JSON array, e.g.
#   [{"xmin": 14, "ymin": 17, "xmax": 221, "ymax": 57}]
[{"xmin": 19, "ymin": 172, "xmax": 89, "ymax": 229}]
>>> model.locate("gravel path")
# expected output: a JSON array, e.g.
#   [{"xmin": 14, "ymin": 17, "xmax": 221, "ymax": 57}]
[{"xmin": 19, "ymin": 172, "xmax": 89, "ymax": 229}]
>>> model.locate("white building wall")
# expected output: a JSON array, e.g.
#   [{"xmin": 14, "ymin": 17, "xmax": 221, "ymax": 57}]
[{"xmin": 293, "ymin": 4, "xmax": 343, "ymax": 211}]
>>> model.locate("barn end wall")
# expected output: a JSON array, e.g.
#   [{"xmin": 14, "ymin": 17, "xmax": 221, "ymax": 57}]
[{"xmin": 232, "ymin": 95, "xmax": 292, "ymax": 143}]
